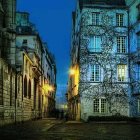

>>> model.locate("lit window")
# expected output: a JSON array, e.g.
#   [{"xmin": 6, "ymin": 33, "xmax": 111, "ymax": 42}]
[
  {"xmin": 138, "ymin": 99, "xmax": 140, "ymax": 113},
  {"xmin": 101, "ymin": 99, "xmax": 107, "ymax": 113},
  {"xmin": 117, "ymin": 37, "xmax": 126, "ymax": 53},
  {"xmin": 89, "ymin": 36, "xmax": 101, "ymax": 52},
  {"xmin": 92, "ymin": 12, "xmax": 100, "ymax": 25},
  {"xmin": 116, "ymin": 14, "xmax": 124, "ymax": 27},
  {"xmin": 118, "ymin": 65, "xmax": 126, "ymax": 82},
  {"xmin": 93, "ymin": 99, "xmax": 99, "ymax": 113},
  {"xmin": 93, "ymin": 98, "xmax": 107, "ymax": 113},
  {"xmin": 90, "ymin": 65, "xmax": 100, "ymax": 82}
]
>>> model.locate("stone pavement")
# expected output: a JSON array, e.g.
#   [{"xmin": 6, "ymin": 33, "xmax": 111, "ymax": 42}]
[
  {"xmin": 65, "ymin": 120, "xmax": 83, "ymax": 124},
  {"xmin": 0, "ymin": 118, "xmax": 140, "ymax": 140}
]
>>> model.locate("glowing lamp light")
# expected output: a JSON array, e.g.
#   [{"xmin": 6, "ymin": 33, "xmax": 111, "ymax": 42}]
[
  {"xmin": 43, "ymin": 85, "xmax": 49, "ymax": 91},
  {"xmin": 69, "ymin": 68, "xmax": 75, "ymax": 76},
  {"xmin": 48, "ymin": 85, "xmax": 54, "ymax": 92},
  {"xmin": 43, "ymin": 84, "xmax": 54, "ymax": 92}
]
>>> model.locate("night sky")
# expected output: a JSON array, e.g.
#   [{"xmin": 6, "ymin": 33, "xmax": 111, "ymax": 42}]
[{"xmin": 17, "ymin": 0, "xmax": 76, "ymax": 98}]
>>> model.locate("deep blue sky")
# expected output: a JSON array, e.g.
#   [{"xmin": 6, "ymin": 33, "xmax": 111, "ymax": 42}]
[{"xmin": 17, "ymin": 0, "xmax": 76, "ymax": 96}]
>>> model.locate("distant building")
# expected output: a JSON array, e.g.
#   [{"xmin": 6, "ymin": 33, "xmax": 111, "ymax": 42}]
[
  {"xmin": 68, "ymin": 0, "xmax": 131, "ymax": 121},
  {"xmin": 42, "ymin": 43, "xmax": 57, "ymax": 117}
]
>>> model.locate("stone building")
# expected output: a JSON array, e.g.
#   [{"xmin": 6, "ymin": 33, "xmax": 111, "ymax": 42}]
[
  {"xmin": 126, "ymin": 0, "xmax": 140, "ymax": 117},
  {"xmin": 68, "ymin": 0, "xmax": 130, "ymax": 121},
  {"xmin": 0, "ymin": 0, "xmax": 16, "ymax": 65},
  {"xmin": 42, "ymin": 43, "xmax": 56, "ymax": 117},
  {"xmin": 0, "ymin": 0, "xmax": 18, "ymax": 125},
  {"xmin": 15, "ymin": 11, "xmax": 57, "ymax": 120},
  {"xmin": 0, "ymin": 1, "xmax": 57, "ymax": 125}
]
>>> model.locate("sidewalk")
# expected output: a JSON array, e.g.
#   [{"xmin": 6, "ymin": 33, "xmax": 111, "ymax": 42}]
[
  {"xmin": 41, "ymin": 118, "xmax": 64, "ymax": 131},
  {"xmin": 65, "ymin": 120, "xmax": 83, "ymax": 124}
]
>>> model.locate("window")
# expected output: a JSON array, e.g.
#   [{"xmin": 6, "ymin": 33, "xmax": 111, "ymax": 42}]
[
  {"xmin": 24, "ymin": 75, "xmax": 27, "ymax": 97},
  {"xmin": 116, "ymin": 14, "xmax": 124, "ymax": 27},
  {"xmin": 117, "ymin": 37, "xmax": 126, "ymax": 53},
  {"xmin": 138, "ymin": 99, "xmax": 140, "ymax": 113},
  {"xmin": 22, "ymin": 39, "xmax": 28, "ymax": 46},
  {"xmin": 93, "ymin": 99, "xmax": 99, "ymax": 113},
  {"xmin": 136, "ymin": 64, "xmax": 140, "ymax": 81},
  {"xmin": 118, "ymin": 65, "xmax": 126, "ymax": 82},
  {"xmin": 90, "ymin": 65, "xmax": 100, "ymax": 82},
  {"xmin": 137, "ymin": 4, "xmax": 140, "ymax": 20},
  {"xmin": 10, "ymin": 73, "xmax": 12, "ymax": 106},
  {"xmin": 89, "ymin": 36, "xmax": 101, "ymax": 52},
  {"xmin": 137, "ymin": 33, "xmax": 140, "ymax": 49},
  {"xmin": 28, "ymin": 79, "xmax": 31, "ymax": 99},
  {"xmin": 93, "ymin": 99, "xmax": 107, "ymax": 113},
  {"xmin": 25, "ymin": 60, "xmax": 28, "ymax": 73},
  {"xmin": 0, "ymin": 68, "xmax": 3, "ymax": 105},
  {"xmin": 92, "ymin": 12, "xmax": 100, "ymax": 25}
]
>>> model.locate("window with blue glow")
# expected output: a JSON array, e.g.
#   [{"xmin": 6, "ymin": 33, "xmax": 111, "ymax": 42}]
[{"xmin": 89, "ymin": 36, "xmax": 101, "ymax": 52}]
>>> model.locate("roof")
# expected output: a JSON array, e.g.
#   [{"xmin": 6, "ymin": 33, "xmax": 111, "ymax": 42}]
[{"xmin": 79, "ymin": 0, "xmax": 126, "ymax": 8}]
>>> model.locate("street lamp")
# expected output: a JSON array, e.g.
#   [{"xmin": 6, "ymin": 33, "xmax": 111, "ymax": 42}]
[
  {"xmin": 69, "ymin": 68, "xmax": 75, "ymax": 76},
  {"xmin": 43, "ymin": 84, "xmax": 54, "ymax": 92},
  {"xmin": 48, "ymin": 85, "xmax": 54, "ymax": 92}
]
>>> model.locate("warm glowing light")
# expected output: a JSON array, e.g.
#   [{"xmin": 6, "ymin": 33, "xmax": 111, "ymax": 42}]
[
  {"xmin": 43, "ymin": 84, "xmax": 54, "ymax": 92},
  {"xmin": 48, "ymin": 85, "xmax": 54, "ymax": 92},
  {"xmin": 69, "ymin": 68, "xmax": 75, "ymax": 75}
]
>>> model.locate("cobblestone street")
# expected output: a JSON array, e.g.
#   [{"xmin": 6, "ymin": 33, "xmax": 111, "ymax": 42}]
[{"xmin": 1, "ymin": 119, "xmax": 140, "ymax": 140}]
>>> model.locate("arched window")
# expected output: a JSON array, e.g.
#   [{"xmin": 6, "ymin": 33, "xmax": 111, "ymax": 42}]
[
  {"xmin": 28, "ymin": 79, "xmax": 31, "ymax": 99},
  {"xmin": 24, "ymin": 75, "xmax": 27, "ymax": 97}
]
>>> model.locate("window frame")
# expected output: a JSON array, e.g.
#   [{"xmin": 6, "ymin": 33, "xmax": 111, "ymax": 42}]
[
  {"xmin": 138, "ymin": 99, "xmax": 140, "ymax": 113},
  {"xmin": 117, "ymin": 36, "xmax": 126, "ymax": 53},
  {"xmin": 116, "ymin": 13, "xmax": 124, "ymax": 27},
  {"xmin": 93, "ymin": 98, "xmax": 107, "ymax": 113},
  {"xmin": 136, "ymin": 64, "xmax": 140, "ymax": 81},
  {"xmin": 92, "ymin": 12, "xmax": 100, "ymax": 26},
  {"xmin": 89, "ymin": 36, "xmax": 102, "ymax": 52},
  {"xmin": 117, "ymin": 64, "xmax": 127, "ymax": 82},
  {"xmin": 90, "ymin": 64, "xmax": 100, "ymax": 82},
  {"xmin": 137, "ymin": 32, "xmax": 140, "ymax": 49},
  {"xmin": 24, "ymin": 75, "xmax": 27, "ymax": 97},
  {"xmin": 28, "ymin": 79, "xmax": 31, "ymax": 99}
]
